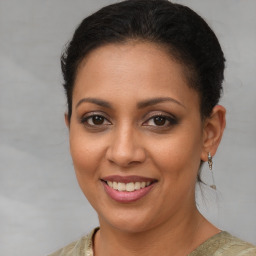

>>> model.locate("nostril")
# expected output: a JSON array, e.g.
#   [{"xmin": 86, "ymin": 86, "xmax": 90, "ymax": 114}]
[{"xmin": 105, "ymin": 132, "xmax": 147, "ymax": 167}]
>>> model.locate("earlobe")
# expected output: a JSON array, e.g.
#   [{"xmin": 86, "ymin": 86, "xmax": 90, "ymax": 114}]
[
  {"xmin": 201, "ymin": 105, "xmax": 226, "ymax": 162},
  {"xmin": 64, "ymin": 113, "xmax": 70, "ymax": 128}
]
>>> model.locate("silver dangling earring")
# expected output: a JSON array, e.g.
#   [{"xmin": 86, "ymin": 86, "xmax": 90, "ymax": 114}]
[
  {"xmin": 208, "ymin": 152, "xmax": 213, "ymax": 170},
  {"xmin": 208, "ymin": 152, "xmax": 216, "ymax": 190}
]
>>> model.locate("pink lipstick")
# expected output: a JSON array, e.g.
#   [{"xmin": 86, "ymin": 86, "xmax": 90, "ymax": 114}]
[{"xmin": 101, "ymin": 175, "xmax": 157, "ymax": 203}]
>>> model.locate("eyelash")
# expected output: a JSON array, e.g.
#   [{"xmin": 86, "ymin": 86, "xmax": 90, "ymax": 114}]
[
  {"xmin": 143, "ymin": 114, "xmax": 178, "ymax": 128},
  {"xmin": 80, "ymin": 112, "xmax": 178, "ymax": 129},
  {"xmin": 80, "ymin": 113, "xmax": 111, "ymax": 128}
]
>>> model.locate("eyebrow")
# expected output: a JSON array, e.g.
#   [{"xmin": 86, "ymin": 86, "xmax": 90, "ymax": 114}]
[
  {"xmin": 75, "ymin": 96, "xmax": 185, "ymax": 109},
  {"xmin": 137, "ymin": 97, "xmax": 185, "ymax": 109},
  {"xmin": 75, "ymin": 98, "xmax": 112, "ymax": 109}
]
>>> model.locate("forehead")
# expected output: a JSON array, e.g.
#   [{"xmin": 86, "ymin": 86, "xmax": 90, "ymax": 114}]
[{"xmin": 73, "ymin": 42, "xmax": 199, "ymax": 109}]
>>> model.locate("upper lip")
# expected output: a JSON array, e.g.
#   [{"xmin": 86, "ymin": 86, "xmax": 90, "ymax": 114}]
[{"xmin": 101, "ymin": 175, "xmax": 157, "ymax": 183}]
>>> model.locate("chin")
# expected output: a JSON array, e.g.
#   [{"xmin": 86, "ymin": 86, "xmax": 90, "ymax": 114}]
[{"xmin": 97, "ymin": 206, "xmax": 162, "ymax": 234}]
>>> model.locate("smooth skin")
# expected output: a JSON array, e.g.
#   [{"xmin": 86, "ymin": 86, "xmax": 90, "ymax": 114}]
[{"xmin": 65, "ymin": 42, "xmax": 226, "ymax": 256}]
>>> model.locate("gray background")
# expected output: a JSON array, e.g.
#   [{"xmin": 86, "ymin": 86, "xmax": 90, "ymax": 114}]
[{"xmin": 0, "ymin": 0, "xmax": 255, "ymax": 255}]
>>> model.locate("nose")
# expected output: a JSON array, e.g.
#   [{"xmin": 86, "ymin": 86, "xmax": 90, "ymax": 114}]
[{"xmin": 106, "ymin": 125, "xmax": 146, "ymax": 167}]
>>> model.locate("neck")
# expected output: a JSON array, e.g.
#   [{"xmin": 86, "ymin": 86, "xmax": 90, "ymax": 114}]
[{"xmin": 94, "ymin": 208, "xmax": 218, "ymax": 256}]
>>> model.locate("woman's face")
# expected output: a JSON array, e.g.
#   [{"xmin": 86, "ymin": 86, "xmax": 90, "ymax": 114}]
[{"xmin": 68, "ymin": 42, "xmax": 205, "ymax": 232}]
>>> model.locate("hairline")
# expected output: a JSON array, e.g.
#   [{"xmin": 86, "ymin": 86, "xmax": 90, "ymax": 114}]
[{"xmin": 68, "ymin": 38, "xmax": 203, "ymax": 120}]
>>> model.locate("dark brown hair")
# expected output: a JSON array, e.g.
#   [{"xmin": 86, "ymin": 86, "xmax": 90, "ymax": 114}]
[{"xmin": 61, "ymin": 0, "xmax": 225, "ymax": 122}]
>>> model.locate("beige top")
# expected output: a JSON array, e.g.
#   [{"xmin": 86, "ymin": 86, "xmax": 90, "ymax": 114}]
[{"xmin": 48, "ymin": 228, "xmax": 256, "ymax": 256}]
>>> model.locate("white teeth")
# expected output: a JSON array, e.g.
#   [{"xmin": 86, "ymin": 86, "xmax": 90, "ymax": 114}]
[
  {"xmin": 117, "ymin": 182, "xmax": 126, "ymax": 191},
  {"xmin": 107, "ymin": 181, "xmax": 113, "ymax": 187},
  {"xmin": 126, "ymin": 182, "xmax": 135, "ymax": 192},
  {"xmin": 134, "ymin": 182, "xmax": 141, "ymax": 190},
  {"xmin": 106, "ymin": 181, "xmax": 152, "ymax": 192},
  {"xmin": 113, "ymin": 181, "xmax": 118, "ymax": 190},
  {"xmin": 141, "ymin": 182, "xmax": 146, "ymax": 188}
]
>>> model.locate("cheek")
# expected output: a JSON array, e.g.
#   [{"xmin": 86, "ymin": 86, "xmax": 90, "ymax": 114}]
[
  {"xmin": 69, "ymin": 128, "xmax": 106, "ymax": 180},
  {"xmin": 147, "ymin": 127, "xmax": 203, "ymax": 179},
  {"xmin": 69, "ymin": 131, "xmax": 107, "ymax": 206}
]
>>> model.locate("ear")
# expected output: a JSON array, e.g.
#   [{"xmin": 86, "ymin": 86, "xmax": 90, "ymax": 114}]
[
  {"xmin": 64, "ymin": 113, "xmax": 70, "ymax": 129},
  {"xmin": 201, "ymin": 105, "xmax": 226, "ymax": 162}
]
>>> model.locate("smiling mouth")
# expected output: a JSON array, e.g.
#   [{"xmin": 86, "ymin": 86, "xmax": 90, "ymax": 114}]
[
  {"xmin": 104, "ymin": 180, "xmax": 153, "ymax": 192},
  {"xmin": 101, "ymin": 175, "xmax": 157, "ymax": 192},
  {"xmin": 101, "ymin": 176, "xmax": 157, "ymax": 203}
]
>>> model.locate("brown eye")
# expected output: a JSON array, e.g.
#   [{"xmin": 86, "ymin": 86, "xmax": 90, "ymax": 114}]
[
  {"xmin": 81, "ymin": 114, "xmax": 111, "ymax": 126},
  {"xmin": 92, "ymin": 115, "xmax": 104, "ymax": 125},
  {"xmin": 143, "ymin": 114, "xmax": 178, "ymax": 128},
  {"xmin": 153, "ymin": 116, "xmax": 167, "ymax": 126}
]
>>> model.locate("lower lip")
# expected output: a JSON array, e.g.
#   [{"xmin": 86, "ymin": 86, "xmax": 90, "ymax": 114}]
[{"xmin": 102, "ymin": 182, "xmax": 155, "ymax": 203}]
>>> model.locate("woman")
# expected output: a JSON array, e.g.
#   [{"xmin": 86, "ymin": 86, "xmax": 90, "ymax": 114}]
[{"xmin": 49, "ymin": 0, "xmax": 256, "ymax": 255}]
